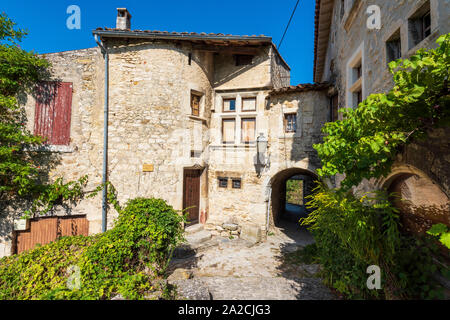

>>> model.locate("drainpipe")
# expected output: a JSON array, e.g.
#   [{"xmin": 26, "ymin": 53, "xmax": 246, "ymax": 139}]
[{"xmin": 94, "ymin": 34, "xmax": 109, "ymax": 233}]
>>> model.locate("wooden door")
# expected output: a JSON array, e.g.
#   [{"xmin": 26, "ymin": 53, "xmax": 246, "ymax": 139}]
[
  {"xmin": 183, "ymin": 169, "xmax": 201, "ymax": 223},
  {"xmin": 15, "ymin": 216, "xmax": 89, "ymax": 254}
]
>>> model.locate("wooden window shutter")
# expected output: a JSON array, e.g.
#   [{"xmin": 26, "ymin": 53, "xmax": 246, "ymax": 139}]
[
  {"xmin": 222, "ymin": 119, "xmax": 235, "ymax": 144},
  {"xmin": 241, "ymin": 118, "xmax": 256, "ymax": 143},
  {"xmin": 191, "ymin": 93, "xmax": 200, "ymax": 116},
  {"xmin": 34, "ymin": 82, "xmax": 72, "ymax": 145}
]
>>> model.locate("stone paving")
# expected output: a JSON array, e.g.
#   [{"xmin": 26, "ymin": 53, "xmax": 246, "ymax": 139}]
[{"xmin": 168, "ymin": 220, "xmax": 336, "ymax": 300}]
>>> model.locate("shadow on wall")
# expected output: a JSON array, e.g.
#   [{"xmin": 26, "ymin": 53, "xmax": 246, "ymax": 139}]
[{"xmin": 386, "ymin": 172, "xmax": 450, "ymax": 235}]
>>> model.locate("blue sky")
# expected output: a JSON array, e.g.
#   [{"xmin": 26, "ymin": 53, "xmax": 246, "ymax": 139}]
[{"xmin": 2, "ymin": 0, "xmax": 316, "ymax": 85}]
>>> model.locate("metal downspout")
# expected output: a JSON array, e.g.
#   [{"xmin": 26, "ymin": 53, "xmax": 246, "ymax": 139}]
[{"xmin": 94, "ymin": 34, "xmax": 109, "ymax": 233}]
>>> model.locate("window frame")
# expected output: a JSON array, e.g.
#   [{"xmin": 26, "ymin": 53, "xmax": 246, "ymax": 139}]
[
  {"xmin": 241, "ymin": 97, "xmax": 257, "ymax": 112},
  {"xmin": 222, "ymin": 98, "xmax": 236, "ymax": 113},
  {"xmin": 218, "ymin": 177, "xmax": 228, "ymax": 188},
  {"xmin": 190, "ymin": 91, "xmax": 202, "ymax": 117},
  {"xmin": 241, "ymin": 117, "xmax": 256, "ymax": 144},
  {"xmin": 231, "ymin": 178, "xmax": 242, "ymax": 189},
  {"xmin": 222, "ymin": 118, "xmax": 236, "ymax": 144},
  {"xmin": 284, "ymin": 113, "xmax": 297, "ymax": 133}
]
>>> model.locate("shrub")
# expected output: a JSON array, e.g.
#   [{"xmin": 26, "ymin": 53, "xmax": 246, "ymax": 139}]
[
  {"xmin": 301, "ymin": 184, "xmax": 446, "ymax": 299},
  {"xmin": 0, "ymin": 197, "xmax": 186, "ymax": 300}
]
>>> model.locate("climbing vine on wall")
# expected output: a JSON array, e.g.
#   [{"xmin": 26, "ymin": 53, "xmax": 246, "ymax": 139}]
[{"xmin": 314, "ymin": 34, "xmax": 450, "ymax": 189}]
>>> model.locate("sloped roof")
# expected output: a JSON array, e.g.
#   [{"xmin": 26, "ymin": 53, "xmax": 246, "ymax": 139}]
[
  {"xmin": 270, "ymin": 82, "xmax": 330, "ymax": 95},
  {"xmin": 313, "ymin": 0, "xmax": 334, "ymax": 82}
]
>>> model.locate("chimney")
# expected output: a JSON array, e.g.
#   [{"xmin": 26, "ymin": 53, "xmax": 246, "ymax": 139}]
[{"xmin": 116, "ymin": 8, "xmax": 131, "ymax": 30}]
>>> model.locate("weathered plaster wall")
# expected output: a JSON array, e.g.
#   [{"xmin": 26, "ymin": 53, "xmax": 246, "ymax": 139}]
[{"xmin": 213, "ymin": 46, "xmax": 272, "ymax": 90}]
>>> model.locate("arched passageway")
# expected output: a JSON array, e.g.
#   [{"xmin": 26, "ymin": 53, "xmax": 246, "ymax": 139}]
[
  {"xmin": 269, "ymin": 168, "xmax": 318, "ymax": 231},
  {"xmin": 383, "ymin": 168, "xmax": 450, "ymax": 235}
]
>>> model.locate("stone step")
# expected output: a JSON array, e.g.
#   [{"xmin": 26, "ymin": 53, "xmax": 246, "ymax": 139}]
[
  {"xmin": 185, "ymin": 223, "xmax": 204, "ymax": 234},
  {"xmin": 185, "ymin": 230, "xmax": 212, "ymax": 245}
]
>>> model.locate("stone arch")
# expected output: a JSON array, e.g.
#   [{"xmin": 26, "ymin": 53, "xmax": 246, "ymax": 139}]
[
  {"xmin": 267, "ymin": 167, "xmax": 319, "ymax": 230},
  {"xmin": 378, "ymin": 165, "xmax": 450, "ymax": 235}
]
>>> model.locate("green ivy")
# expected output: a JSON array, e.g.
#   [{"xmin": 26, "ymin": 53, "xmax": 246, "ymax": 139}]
[
  {"xmin": 0, "ymin": 196, "xmax": 186, "ymax": 300},
  {"xmin": 301, "ymin": 185, "xmax": 445, "ymax": 299},
  {"xmin": 315, "ymin": 34, "xmax": 450, "ymax": 189},
  {"xmin": 427, "ymin": 223, "xmax": 450, "ymax": 249},
  {"xmin": 0, "ymin": 12, "xmax": 88, "ymax": 217}
]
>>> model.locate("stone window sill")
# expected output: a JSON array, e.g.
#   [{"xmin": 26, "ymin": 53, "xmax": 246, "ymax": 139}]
[{"xmin": 188, "ymin": 114, "xmax": 208, "ymax": 123}]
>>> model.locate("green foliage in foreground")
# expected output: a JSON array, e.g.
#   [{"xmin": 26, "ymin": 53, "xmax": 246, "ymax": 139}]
[
  {"xmin": 0, "ymin": 197, "xmax": 186, "ymax": 300},
  {"xmin": 314, "ymin": 34, "xmax": 450, "ymax": 189},
  {"xmin": 301, "ymin": 185, "xmax": 448, "ymax": 299},
  {"xmin": 427, "ymin": 223, "xmax": 450, "ymax": 249},
  {"xmin": 0, "ymin": 12, "xmax": 88, "ymax": 217}
]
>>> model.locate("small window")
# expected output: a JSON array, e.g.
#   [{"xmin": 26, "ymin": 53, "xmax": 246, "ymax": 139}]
[
  {"xmin": 232, "ymin": 178, "xmax": 241, "ymax": 189},
  {"xmin": 340, "ymin": 0, "xmax": 345, "ymax": 21},
  {"xmin": 223, "ymin": 98, "xmax": 236, "ymax": 112},
  {"xmin": 353, "ymin": 90, "xmax": 362, "ymax": 108},
  {"xmin": 284, "ymin": 113, "xmax": 297, "ymax": 133},
  {"xmin": 188, "ymin": 53, "xmax": 192, "ymax": 65},
  {"xmin": 222, "ymin": 118, "xmax": 235, "ymax": 144},
  {"xmin": 218, "ymin": 177, "xmax": 228, "ymax": 188},
  {"xmin": 408, "ymin": 2, "xmax": 431, "ymax": 48},
  {"xmin": 191, "ymin": 92, "xmax": 201, "ymax": 116},
  {"xmin": 242, "ymin": 97, "xmax": 256, "ymax": 111},
  {"xmin": 241, "ymin": 118, "xmax": 256, "ymax": 144},
  {"xmin": 386, "ymin": 30, "xmax": 402, "ymax": 63},
  {"xmin": 235, "ymin": 54, "xmax": 253, "ymax": 66}
]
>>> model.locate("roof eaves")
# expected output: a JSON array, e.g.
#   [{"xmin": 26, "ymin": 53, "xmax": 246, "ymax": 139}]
[{"xmin": 92, "ymin": 29, "xmax": 273, "ymax": 43}]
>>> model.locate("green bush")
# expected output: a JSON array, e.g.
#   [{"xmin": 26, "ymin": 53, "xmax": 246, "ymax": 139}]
[
  {"xmin": 301, "ymin": 185, "xmax": 447, "ymax": 299},
  {"xmin": 0, "ymin": 197, "xmax": 186, "ymax": 300}
]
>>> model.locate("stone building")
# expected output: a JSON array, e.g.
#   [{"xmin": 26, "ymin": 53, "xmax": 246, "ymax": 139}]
[
  {"xmin": 314, "ymin": 0, "xmax": 450, "ymax": 234},
  {"xmin": 0, "ymin": 1, "xmax": 448, "ymax": 257},
  {"xmin": 0, "ymin": 8, "xmax": 331, "ymax": 257}
]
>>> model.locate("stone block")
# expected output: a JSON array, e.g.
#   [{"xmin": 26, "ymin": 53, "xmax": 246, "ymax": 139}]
[
  {"xmin": 222, "ymin": 223, "xmax": 238, "ymax": 231},
  {"xmin": 240, "ymin": 223, "xmax": 261, "ymax": 244}
]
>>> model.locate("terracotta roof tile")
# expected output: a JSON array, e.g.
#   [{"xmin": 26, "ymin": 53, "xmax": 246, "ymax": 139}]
[{"xmin": 270, "ymin": 82, "xmax": 330, "ymax": 95}]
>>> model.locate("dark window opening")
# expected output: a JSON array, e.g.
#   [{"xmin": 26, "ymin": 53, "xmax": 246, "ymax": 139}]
[
  {"xmin": 188, "ymin": 53, "xmax": 192, "ymax": 65},
  {"xmin": 218, "ymin": 177, "xmax": 228, "ymax": 188},
  {"xmin": 235, "ymin": 54, "xmax": 253, "ymax": 66},
  {"xmin": 232, "ymin": 178, "xmax": 241, "ymax": 189},
  {"xmin": 386, "ymin": 30, "xmax": 402, "ymax": 63},
  {"xmin": 330, "ymin": 95, "xmax": 339, "ymax": 122},
  {"xmin": 408, "ymin": 2, "xmax": 431, "ymax": 48}
]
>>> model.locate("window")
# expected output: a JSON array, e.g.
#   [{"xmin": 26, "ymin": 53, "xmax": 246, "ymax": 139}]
[
  {"xmin": 188, "ymin": 53, "xmax": 192, "ymax": 65},
  {"xmin": 340, "ymin": 0, "xmax": 345, "ymax": 20},
  {"xmin": 235, "ymin": 54, "xmax": 253, "ymax": 66},
  {"xmin": 354, "ymin": 90, "xmax": 362, "ymax": 108},
  {"xmin": 218, "ymin": 177, "xmax": 228, "ymax": 188},
  {"xmin": 408, "ymin": 2, "xmax": 431, "ymax": 48},
  {"xmin": 223, "ymin": 98, "xmax": 236, "ymax": 112},
  {"xmin": 347, "ymin": 45, "xmax": 363, "ymax": 109},
  {"xmin": 330, "ymin": 95, "xmax": 339, "ymax": 122},
  {"xmin": 242, "ymin": 97, "xmax": 256, "ymax": 111},
  {"xmin": 191, "ymin": 92, "xmax": 201, "ymax": 116},
  {"xmin": 34, "ymin": 81, "xmax": 72, "ymax": 145},
  {"xmin": 284, "ymin": 113, "xmax": 297, "ymax": 133},
  {"xmin": 222, "ymin": 119, "xmax": 235, "ymax": 144},
  {"xmin": 232, "ymin": 178, "xmax": 241, "ymax": 189},
  {"xmin": 241, "ymin": 118, "xmax": 256, "ymax": 143},
  {"xmin": 386, "ymin": 30, "xmax": 402, "ymax": 63}
]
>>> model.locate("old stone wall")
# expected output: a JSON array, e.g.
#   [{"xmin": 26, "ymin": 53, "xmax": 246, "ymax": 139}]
[{"xmin": 320, "ymin": 0, "xmax": 450, "ymax": 233}]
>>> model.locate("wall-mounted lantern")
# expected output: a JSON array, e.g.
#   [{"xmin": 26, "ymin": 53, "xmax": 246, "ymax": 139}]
[{"xmin": 256, "ymin": 133, "xmax": 268, "ymax": 166}]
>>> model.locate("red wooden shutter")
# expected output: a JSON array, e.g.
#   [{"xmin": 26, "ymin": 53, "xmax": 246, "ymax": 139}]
[{"xmin": 34, "ymin": 82, "xmax": 72, "ymax": 145}]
